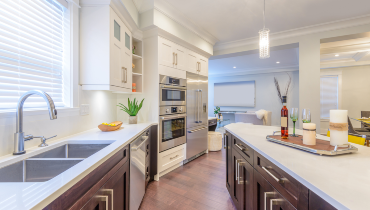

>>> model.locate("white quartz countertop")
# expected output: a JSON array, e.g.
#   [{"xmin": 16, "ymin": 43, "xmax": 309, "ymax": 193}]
[
  {"xmin": 208, "ymin": 116, "xmax": 217, "ymax": 120},
  {"xmin": 0, "ymin": 122, "xmax": 157, "ymax": 210},
  {"xmin": 225, "ymin": 123, "xmax": 370, "ymax": 210}
]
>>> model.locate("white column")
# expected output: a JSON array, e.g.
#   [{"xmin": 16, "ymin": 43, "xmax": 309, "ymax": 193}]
[{"xmin": 299, "ymin": 37, "xmax": 321, "ymax": 130}]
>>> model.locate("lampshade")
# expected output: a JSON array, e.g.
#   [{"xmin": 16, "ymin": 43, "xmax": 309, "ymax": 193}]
[{"xmin": 259, "ymin": 28, "xmax": 270, "ymax": 59}]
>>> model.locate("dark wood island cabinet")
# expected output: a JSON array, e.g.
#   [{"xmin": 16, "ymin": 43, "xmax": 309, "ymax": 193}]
[{"xmin": 225, "ymin": 130, "xmax": 337, "ymax": 210}]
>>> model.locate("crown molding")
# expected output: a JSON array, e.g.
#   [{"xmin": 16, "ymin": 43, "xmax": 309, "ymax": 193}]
[
  {"xmin": 153, "ymin": 0, "xmax": 218, "ymax": 46},
  {"xmin": 214, "ymin": 14, "xmax": 370, "ymax": 51},
  {"xmin": 209, "ymin": 65, "xmax": 298, "ymax": 78},
  {"xmin": 320, "ymin": 60, "xmax": 370, "ymax": 69}
]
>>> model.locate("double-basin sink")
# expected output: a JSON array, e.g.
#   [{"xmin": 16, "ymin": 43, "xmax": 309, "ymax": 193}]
[{"xmin": 0, "ymin": 141, "xmax": 114, "ymax": 182}]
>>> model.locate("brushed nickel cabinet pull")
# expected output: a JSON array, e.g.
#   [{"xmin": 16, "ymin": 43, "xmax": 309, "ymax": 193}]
[
  {"xmin": 101, "ymin": 189, "xmax": 114, "ymax": 210},
  {"xmin": 175, "ymin": 53, "xmax": 178, "ymax": 65},
  {"xmin": 262, "ymin": 166, "xmax": 285, "ymax": 183},
  {"xmin": 237, "ymin": 161, "xmax": 245, "ymax": 184},
  {"xmin": 264, "ymin": 192, "xmax": 275, "ymax": 210},
  {"xmin": 173, "ymin": 52, "xmax": 175, "ymax": 64},
  {"xmin": 121, "ymin": 67, "xmax": 125, "ymax": 83},
  {"xmin": 270, "ymin": 198, "xmax": 284, "ymax": 209},
  {"xmin": 235, "ymin": 144, "xmax": 248, "ymax": 152},
  {"xmin": 125, "ymin": 67, "xmax": 128, "ymax": 83},
  {"xmin": 170, "ymin": 154, "xmax": 179, "ymax": 160},
  {"xmin": 235, "ymin": 159, "xmax": 239, "ymax": 181},
  {"xmin": 96, "ymin": 195, "xmax": 109, "ymax": 210}
]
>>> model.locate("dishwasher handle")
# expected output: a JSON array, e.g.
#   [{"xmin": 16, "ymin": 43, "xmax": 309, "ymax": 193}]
[{"xmin": 131, "ymin": 136, "xmax": 149, "ymax": 151}]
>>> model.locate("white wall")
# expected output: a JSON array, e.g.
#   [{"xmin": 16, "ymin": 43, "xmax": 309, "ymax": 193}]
[
  {"xmin": 0, "ymin": 89, "xmax": 117, "ymax": 157},
  {"xmin": 320, "ymin": 65, "xmax": 370, "ymax": 133},
  {"xmin": 208, "ymin": 71, "xmax": 299, "ymax": 127}
]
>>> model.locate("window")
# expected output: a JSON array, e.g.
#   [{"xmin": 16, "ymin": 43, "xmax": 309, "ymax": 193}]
[
  {"xmin": 0, "ymin": 0, "xmax": 69, "ymax": 110},
  {"xmin": 320, "ymin": 76, "xmax": 338, "ymax": 119}
]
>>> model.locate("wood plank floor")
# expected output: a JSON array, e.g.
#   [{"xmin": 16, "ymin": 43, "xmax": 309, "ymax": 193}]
[{"xmin": 139, "ymin": 148, "xmax": 237, "ymax": 210}]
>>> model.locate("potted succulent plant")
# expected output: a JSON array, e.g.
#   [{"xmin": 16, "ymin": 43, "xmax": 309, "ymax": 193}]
[
  {"xmin": 117, "ymin": 98, "xmax": 144, "ymax": 124},
  {"xmin": 214, "ymin": 106, "xmax": 221, "ymax": 118}
]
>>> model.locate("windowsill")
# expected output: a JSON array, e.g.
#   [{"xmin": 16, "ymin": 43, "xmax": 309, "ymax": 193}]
[
  {"xmin": 0, "ymin": 107, "xmax": 80, "ymax": 119},
  {"xmin": 320, "ymin": 118, "xmax": 330, "ymax": 122}
]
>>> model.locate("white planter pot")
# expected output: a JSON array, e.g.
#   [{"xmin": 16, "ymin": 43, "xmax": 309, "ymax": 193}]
[{"xmin": 129, "ymin": 116, "xmax": 137, "ymax": 124}]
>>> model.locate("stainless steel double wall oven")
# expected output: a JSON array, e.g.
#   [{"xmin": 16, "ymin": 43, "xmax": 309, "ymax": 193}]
[{"xmin": 159, "ymin": 75, "xmax": 187, "ymax": 152}]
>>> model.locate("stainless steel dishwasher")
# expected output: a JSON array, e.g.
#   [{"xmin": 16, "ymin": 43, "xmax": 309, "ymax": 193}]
[{"xmin": 130, "ymin": 131, "xmax": 149, "ymax": 210}]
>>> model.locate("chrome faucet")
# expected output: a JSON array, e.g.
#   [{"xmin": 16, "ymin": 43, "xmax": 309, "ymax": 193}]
[{"xmin": 13, "ymin": 90, "xmax": 58, "ymax": 155}]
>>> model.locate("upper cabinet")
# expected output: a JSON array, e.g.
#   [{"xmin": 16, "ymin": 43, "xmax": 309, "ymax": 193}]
[
  {"xmin": 159, "ymin": 37, "xmax": 208, "ymax": 76},
  {"xmin": 159, "ymin": 37, "xmax": 187, "ymax": 71},
  {"xmin": 80, "ymin": 6, "xmax": 132, "ymax": 92}
]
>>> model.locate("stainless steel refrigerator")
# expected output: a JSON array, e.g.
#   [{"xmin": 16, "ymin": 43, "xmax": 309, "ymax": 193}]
[{"xmin": 186, "ymin": 72, "xmax": 208, "ymax": 160}]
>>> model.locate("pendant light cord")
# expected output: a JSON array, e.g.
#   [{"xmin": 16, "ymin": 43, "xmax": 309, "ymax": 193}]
[{"xmin": 263, "ymin": 0, "xmax": 266, "ymax": 29}]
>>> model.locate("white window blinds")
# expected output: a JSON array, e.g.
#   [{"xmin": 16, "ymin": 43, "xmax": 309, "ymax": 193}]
[
  {"xmin": 0, "ymin": 0, "xmax": 69, "ymax": 110},
  {"xmin": 320, "ymin": 76, "xmax": 338, "ymax": 119}
]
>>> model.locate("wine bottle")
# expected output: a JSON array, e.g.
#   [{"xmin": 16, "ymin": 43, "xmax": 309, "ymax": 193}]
[{"xmin": 281, "ymin": 96, "xmax": 288, "ymax": 139}]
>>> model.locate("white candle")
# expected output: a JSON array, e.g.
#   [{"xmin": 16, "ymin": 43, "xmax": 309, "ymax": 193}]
[
  {"xmin": 303, "ymin": 123, "xmax": 316, "ymax": 145},
  {"xmin": 330, "ymin": 110, "xmax": 348, "ymax": 146}
]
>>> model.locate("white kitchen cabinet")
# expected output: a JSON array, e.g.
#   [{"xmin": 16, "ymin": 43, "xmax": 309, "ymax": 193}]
[
  {"xmin": 80, "ymin": 6, "xmax": 132, "ymax": 92},
  {"xmin": 187, "ymin": 50, "xmax": 208, "ymax": 76},
  {"xmin": 187, "ymin": 50, "xmax": 198, "ymax": 74},
  {"xmin": 198, "ymin": 54, "xmax": 208, "ymax": 76},
  {"xmin": 159, "ymin": 37, "xmax": 187, "ymax": 71}
]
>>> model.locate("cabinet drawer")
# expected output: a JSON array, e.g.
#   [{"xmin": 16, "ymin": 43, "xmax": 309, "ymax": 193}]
[
  {"xmin": 158, "ymin": 144, "xmax": 186, "ymax": 172},
  {"xmin": 232, "ymin": 136, "xmax": 254, "ymax": 166},
  {"xmin": 254, "ymin": 151, "xmax": 308, "ymax": 210},
  {"xmin": 254, "ymin": 169, "xmax": 296, "ymax": 210}
]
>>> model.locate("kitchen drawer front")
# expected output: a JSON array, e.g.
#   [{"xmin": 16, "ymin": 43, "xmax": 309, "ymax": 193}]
[
  {"xmin": 232, "ymin": 135, "xmax": 254, "ymax": 166},
  {"xmin": 254, "ymin": 151, "xmax": 308, "ymax": 210},
  {"xmin": 209, "ymin": 119, "xmax": 217, "ymax": 126},
  {"xmin": 254, "ymin": 169, "xmax": 296, "ymax": 210},
  {"xmin": 158, "ymin": 144, "xmax": 186, "ymax": 172}
]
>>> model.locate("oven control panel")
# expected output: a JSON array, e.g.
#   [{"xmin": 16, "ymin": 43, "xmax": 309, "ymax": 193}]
[{"xmin": 160, "ymin": 106, "xmax": 186, "ymax": 115}]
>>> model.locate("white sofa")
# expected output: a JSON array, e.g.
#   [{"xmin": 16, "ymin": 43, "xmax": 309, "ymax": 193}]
[{"xmin": 235, "ymin": 111, "xmax": 272, "ymax": 126}]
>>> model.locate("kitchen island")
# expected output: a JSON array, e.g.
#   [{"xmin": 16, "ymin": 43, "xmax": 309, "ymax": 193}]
[{"xmin": 225, "ymin": 123, "xmax": 370, "ymax": 210}]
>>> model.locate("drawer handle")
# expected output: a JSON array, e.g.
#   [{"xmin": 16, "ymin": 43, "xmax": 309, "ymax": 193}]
[
  {"xmin": 101, "ymin": 189, "xmax": 114, "ymax": 210},
  {"xmin": 235, "ymin": 159, "xmax": 239, "ymax": 181},
  {"xmin": 262, "ymin": 166, "xmax": 286, "ymax": 184},
  {"xmin": 237, "ymin": 161, "xmax": 245, "ymax": 185},
  {"xmin": 170, "ymin": 154, "xmax": 179, "ymax": 160},
  {"xmin": 235, "ymin": 144, "xmax": 248, "ymax": 152},
  {"xmin": 95, "ymin": 195, "xmax": 109, "ymax": 210},
  {"xmin": 270, "ymin": 198, "xmax": 284, "ymax": 209},
  {"xmin": 264, "ymin": 192, "xmax": 276, "ymax": 210},
  {"xmin": 131, "ymin": 136, "xmax": 149, "ymax": 151}
]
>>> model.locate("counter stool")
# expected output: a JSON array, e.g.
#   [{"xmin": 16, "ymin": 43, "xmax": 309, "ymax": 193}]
[{"xmin": 208, "ymin": 131, "xmax": 223, "ymax": 151}]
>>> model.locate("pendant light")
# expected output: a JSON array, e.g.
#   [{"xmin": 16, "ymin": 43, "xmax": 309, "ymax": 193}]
[{"xmin": 259, "ymin": 0, "xmax": 270, "ymax": 59}]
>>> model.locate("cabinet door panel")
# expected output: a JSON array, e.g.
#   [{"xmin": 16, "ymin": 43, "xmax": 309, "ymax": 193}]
[
  {"xmin": 232, "ymin": 149, "xmax": 242, "ymax": 209},
  {"xmin": 198, "ymin": 55, "xmax": 208, "ymax": 76},
  {"xmin": 174, "ymin": 44, "xmax": 187, "ymax": 71},
  {"xmin": 159, "ymin": 38, "xmax": 175, "ymax": 68},
  {"xmin": 187, "ymin": 51, "xmax": 198, "ymax": 74},
  {"xmin": 98, "ymin": 161, "xmax": 130, "ymax": 210},
  {"xmin": 110, "ymin": 12, "xmax": 124, "ymax": 88},
  {"xmin": 239, "ymin": 155, "xmax": 253, "ymax": 210},
  {"xmin": 254, "ymin": 169, "xmax": 295, "ymax": 210},
  {"xmin": 226, "ymin": 131, "xmax": 233, "ymax": 195}
]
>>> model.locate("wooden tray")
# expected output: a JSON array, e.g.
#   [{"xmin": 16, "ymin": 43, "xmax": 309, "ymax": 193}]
[{"xmin": 266, "ymin": 134, "xmax": 358, "ymax": 156}]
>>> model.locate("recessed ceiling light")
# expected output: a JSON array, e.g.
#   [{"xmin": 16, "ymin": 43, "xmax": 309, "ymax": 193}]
[
  {"xmin": 276, "ymin": 61, "xmax": 280, "ymax": 64},
  {"xmin": 233, "ymin": 66, "xmax": 236, "ymax": 68},
  {"xmin": 335, "ymin": 54, "xmax": 339, "ymax": 57}
]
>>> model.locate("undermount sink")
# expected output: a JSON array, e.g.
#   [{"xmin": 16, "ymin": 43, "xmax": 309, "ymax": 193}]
[
  {"xmin": 31, "ymin": 144, "xmax": 110, "ymax": 159},
  {"xmin": 0, "ymin": 142, "xmax": 112, "ymax": 182}
]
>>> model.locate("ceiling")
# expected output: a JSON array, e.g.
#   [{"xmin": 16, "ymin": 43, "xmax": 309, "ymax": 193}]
[
  {"xmin": 162, "ymin": 0, "xmax": 370, "ymax": 43},
  {"xmin": 320, "ymin": 37, "xmax": 370, "ymax": 66},
  {"xmin": 209, "ymin": 47, "xmax": 299, "ymax": 76}
]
